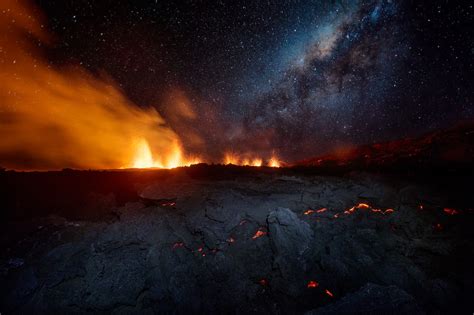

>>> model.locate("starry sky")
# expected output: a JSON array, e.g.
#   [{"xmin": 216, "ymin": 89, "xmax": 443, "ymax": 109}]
[{"xmin": 35, "ymin": 0, "xmax": 473, "ymax": 162}]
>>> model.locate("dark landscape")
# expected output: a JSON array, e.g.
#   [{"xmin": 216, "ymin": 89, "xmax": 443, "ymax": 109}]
[
  {"xmin": 1, "ymin": 0, "xmax": 473, "ymax": 313},
  {"xmin": 1, "ymin": 124, "xmax": 473, "ymax": 314}
]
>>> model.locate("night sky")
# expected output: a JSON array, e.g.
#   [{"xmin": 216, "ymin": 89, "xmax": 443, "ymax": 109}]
[{"xmin": 35, "ymin": 0, "xmax": 473, "ymax": 162}]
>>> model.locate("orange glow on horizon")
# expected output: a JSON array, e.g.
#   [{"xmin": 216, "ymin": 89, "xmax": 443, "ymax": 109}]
[
  {"xmin": 222, "ymin": 152, "xmax": 280, "ymax": 168},
  {"xmin": 130, "ymin": 138, "xmax": 201, "ymax": 169},
  {"xmin": 268, "ymin": 155, "xmax": 281, "ymax": 168}
]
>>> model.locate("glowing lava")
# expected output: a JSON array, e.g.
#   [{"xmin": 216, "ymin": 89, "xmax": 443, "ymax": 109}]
[
  {"xmin": 443, "ymin": 208, "xmax": 460, "ymax": 215},
  {"xmin": 222, "ymin": 152, "xmax": 279, "ymax": 167},
  {"xmin": 132, "ymin": 139, "xmax": 155, "ymax": 168},
  {"xmin": 268, "ymin": 155, "xmax": 281, "ymax": 168},
  {"xmin": 307, "ymin": 280, "xmax": 319, "ymax": 288},
  {"xmin": 304, "ymin": 208, "xmax": 328, "ymax": 215},
  {"xmin": 252, "ymin": 229, "xmax": 267, "ymax": 239},
  {"xmin": 325, "ymin": 289, "xmax": 334, "ymax": 297},
  {"xmin": 131, "ymin": 138, "xmax": 200, "ymax": 169}
]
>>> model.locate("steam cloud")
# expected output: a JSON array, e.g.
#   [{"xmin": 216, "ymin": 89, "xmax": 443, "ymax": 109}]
[{"xmin": 0, "ymin": 0, "xmax": 180, "ymax": 170}]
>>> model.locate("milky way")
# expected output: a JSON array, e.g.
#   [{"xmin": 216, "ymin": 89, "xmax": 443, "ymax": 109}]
[{"xmin": 34, "ymin": 0, "xmax": 474, "ymax": 162}]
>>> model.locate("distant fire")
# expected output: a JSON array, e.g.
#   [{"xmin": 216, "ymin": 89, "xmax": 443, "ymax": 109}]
[
  {"xmin": 0, "ymin": 0, "xmax": 283, "ymax": 170},
  {"xmin": 0, "ymin": 0, "xmax": 192, "ymax": 170},
  {"xmin": 268, "ymin": 155, "xmax": 281, "ymax": 168},
  {"xmin": 223, "ymin": 152, "xmax": 280, "ymax": 168},
  {"xmin": 131, "ymin": 138, "xmax": 200, "ymax": 169}
]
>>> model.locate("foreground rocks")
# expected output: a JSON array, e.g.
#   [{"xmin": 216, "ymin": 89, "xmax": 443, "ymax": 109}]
[{"xmin": 1, "ymin": 170, "xmax": 473, "ymax": 313}]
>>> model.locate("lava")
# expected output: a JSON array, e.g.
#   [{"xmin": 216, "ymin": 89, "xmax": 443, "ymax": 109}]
[
  {"xmin": 223, "ymin": 152, "xmax": 280, "ymax": 167},
  {"xmin": 252, "ymin": 229, "xmax": 267, "ymax": 239},
  {"xmin": 307, "ymin": 280, "xmax": 319, "ymax": 288},
  {"xmin": 160, "ymin": 201, "xmax": 177, "ymax": 207},
  {"xmin": 268, "ymin": 155, "xmax": 281, "ymax": 168},
  {"xmin": 131, "ymin": 139, "xmax": 201, "ymax": 169},
  {"xmin": 0, "ymin": 0, "xmax": 188, "ymax": 170},
  {"xmin": 344, "ymin": 203, "xmax": 395, "ymax": 216},
  {"xmin": 325, "ymin": 289, "xmax": 334, "ymax": 297},
  {"xmin": 443, "ymin": 208, "xmax": 460, "ymax": 215},
  {"xmin": 304, "ymin": 208, "xmax": 327, "ymax": 215}
]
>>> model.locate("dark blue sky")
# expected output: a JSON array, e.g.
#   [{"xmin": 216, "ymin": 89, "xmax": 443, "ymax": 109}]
[{"xmin": 37, "ymin": 0, "xmax": 473, "ymax": 161}]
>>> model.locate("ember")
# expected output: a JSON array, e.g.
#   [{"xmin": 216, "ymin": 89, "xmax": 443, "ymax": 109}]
[
  {"xmin": 343, "ymin": 203, "xmax": 395, "ymax": 216},
  {"xmin": 172, "ymin": 242, "xmax": 184, "ymax": 249},
  {"xmin": 252, "ymin": 229, "xmax": 267, "ymax": 239},
  {"xmin": 305, "ymin": 208, "xmax": 328, "ymax": 215},
  {"xmin": 160, "ymin": 201, "xmax": 177, "ymax": 207},
  {"xmin": 443, "ymin": 208, "xmax": 460, "ymax": 215},
  {"xmin": 307, "ymin": 280, "xmax": 319, "ymax": 288},
  {"xmin": 325, "ymin": 289, "xmax": 334, "ymax": 297}
]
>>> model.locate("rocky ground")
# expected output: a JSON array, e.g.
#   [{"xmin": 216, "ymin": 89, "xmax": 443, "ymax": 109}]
[{"xmin": 1, "ymin": 168, "xmax": 473, "ymax": 314}]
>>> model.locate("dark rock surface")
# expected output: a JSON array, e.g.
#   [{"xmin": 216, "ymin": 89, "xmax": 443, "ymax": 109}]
[
  {"xmin": 1, "ymin": 169, "xmax": 473, "ymax": 313},
  {"xmin": 307, "ymin": 283, "xmax": 422, "ymax": 315}
]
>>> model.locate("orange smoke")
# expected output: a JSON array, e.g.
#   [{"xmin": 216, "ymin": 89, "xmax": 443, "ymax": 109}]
[{"xmin": 0, "ymin": 0, "xmax": 197, "ymax": 170}]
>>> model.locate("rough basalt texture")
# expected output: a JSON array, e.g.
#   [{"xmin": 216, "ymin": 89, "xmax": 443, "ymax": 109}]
[{"xmin": 1, "ymin": 170, "xmax": 473, "ymax": 313}]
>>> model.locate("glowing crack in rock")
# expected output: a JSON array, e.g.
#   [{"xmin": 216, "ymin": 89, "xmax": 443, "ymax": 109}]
[{"xmin": 252, "ymin": 229, "xmax": 267, "ymax": 239}]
